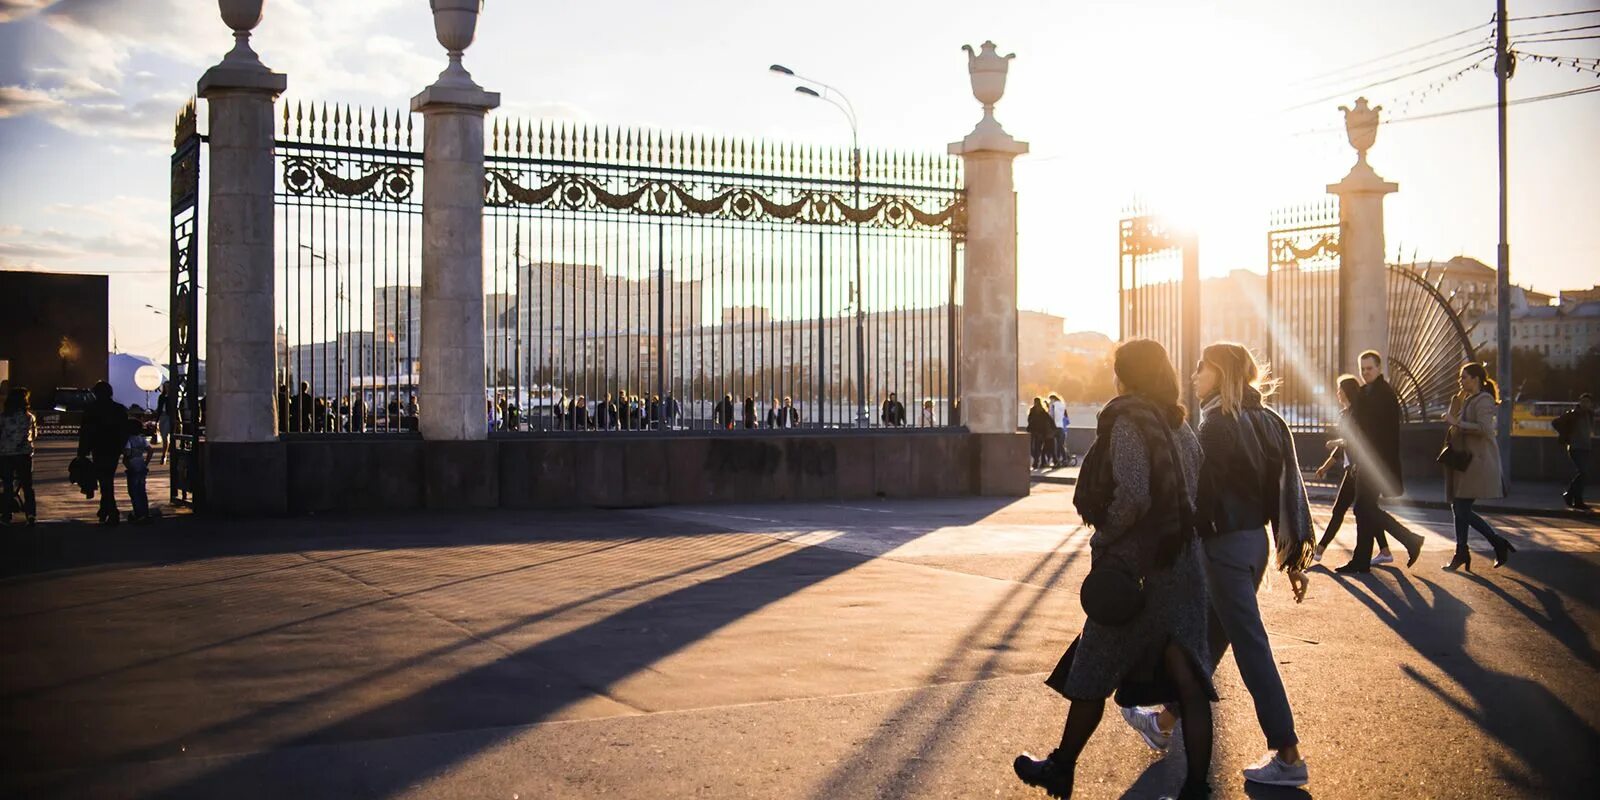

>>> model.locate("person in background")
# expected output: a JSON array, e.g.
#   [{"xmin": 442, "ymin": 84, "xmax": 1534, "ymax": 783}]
[
  {"xmin": 1554, "ymin": 393, "xmax": 1594, "ymax": 511},
  {"xmin": 1026, "ymin": 397, "xmax": 1056, "ymax": 470},
  {"xmin": 571, "ymin": 395, "xmax": 590, "ymax": 430},
  {"xmin": 0, "ymin": 387, "xmax": 39, "ymax": 526},
  {"xmin": 777, "ymin": 396, "xmax": 800, "ymax": 428},
  {"xmin": 504, "ymin": 398, "xmax": 520, "ymax": 432},
  {"xmin": 649, "ymin": 394, "xmax": 663, "ymax": 429},
  {"xmin": 665, "ymin": 393, "xmax": 682, "ymax": 429},
  {"xmin": 122, "ymin": 417, "xmax": 153, "ymax": 525},
  {"xmin": 351, "ymin": 392, "xmax": 368, "ymax": 434},
  {"xmin": 77, "ymin": 381, "xmax": 129, "ymax": 526},
  {"xmin": 1312, "ymin": 375, "xmax": 1382, "ymax": 562},
  {"xmin": 920, "ymin": 398, "xmax": 935, "ymax": 427},
  {"xmin": 715, "ymin": 393, "xmax": 736, "ymax": 430},
  {"xmin": 156, "ymin": 381, "xmax": 174, "ymax": 458},
  {"xmin": 1336, "ymin": 350, "xmax": 1425, "ymax": 573},
  {"xmin": 1049, "ymin": 393, "xmax": 1069, "ymax": 467},
  {"xmin": 1442, "ymin": 362, "xmax": 1516, "ymax": 571},
  {"xmin": 880, "ymin": 392, "xmax": 907, "ymax": 427},
  {"xmin": 742, "ymin": 396, "xmax": 757, "ymax": 430}
]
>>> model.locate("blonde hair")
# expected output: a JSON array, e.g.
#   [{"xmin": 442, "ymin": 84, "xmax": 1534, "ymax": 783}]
[{"xmin": 1201, "ymin": 342, "xmax": 1277, "ymax": 416}]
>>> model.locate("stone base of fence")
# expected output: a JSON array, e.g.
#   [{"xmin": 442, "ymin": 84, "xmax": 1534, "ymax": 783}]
[{"xmin": 196, "ymin": 432, "xmax": 1030, "ymax": 516}]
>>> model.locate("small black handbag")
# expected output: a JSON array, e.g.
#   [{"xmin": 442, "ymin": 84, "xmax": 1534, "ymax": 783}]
[
  {"xmin": 1081, "ymin": 552, "xmax": 1145, "ymax": 626},
  {"xmin": 1436, "ymin": 423, "xmax": 1473, "ymax": 472}
]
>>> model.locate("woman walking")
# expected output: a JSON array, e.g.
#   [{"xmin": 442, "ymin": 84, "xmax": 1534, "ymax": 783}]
[
  {"xmin": 1312, "ymin": 375, "xmax": 1394, "ymax": 563},
  {"xmin": 0, "ymin": 387, "xmax": 39, "ymax": 526},
  {"xmin": 1121, "ymin": 343, "xmax": 1314, "ymax": 788},
  {"xmin": 1442, "ymin": 362, "xmax": 1515, "ymax": 571},
  {"xmin": 1014, "ymin": 339, "xmax": 1216, "ymax": 800},
  {"xmin": 1027, "ymin": 397, "xmax": 1056, "ymax": 470}
]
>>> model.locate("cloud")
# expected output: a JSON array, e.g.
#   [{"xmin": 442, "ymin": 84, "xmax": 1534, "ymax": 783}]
[
  {"xmin": 0, "ymin": 0, "xmax": 51, "ymax": 23},
  {"xmin": 0, "ymin": 85, "xmax": 61, "ymax": 117}
]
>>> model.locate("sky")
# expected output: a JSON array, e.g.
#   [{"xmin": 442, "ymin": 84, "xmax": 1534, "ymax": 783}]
[{"xmin": 1, "ymin": 0, "xmax": 1597, "ymax": 363}]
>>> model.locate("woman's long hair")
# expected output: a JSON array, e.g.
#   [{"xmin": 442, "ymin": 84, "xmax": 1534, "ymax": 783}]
[
  {"xmin": 1336, "ymin": 374, "xmax": 1361, "ymax": 408},
  {"xmin": 1031, "ymin": 396, "xmax": 1046, "ymax": 411},
  {"xmin": 1201, "ymin": 342, "xmax": 1278, "ymax": 416},
  {"xmin": 3, "ymin": 387, "xmax": 29, "ymax": 415},
  {"xmin": 1461, "ymin": 361, "xmax": 1499, "ymax": 402},
  {"xmin": 1113, "ymin": 338, "xmax": 1186, "ymax": 427}
]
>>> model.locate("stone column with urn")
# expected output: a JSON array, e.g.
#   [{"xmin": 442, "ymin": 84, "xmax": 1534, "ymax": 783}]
[
  {"xmin": 414, "ymin": 0, "xmax": 499, "ymax": 443},
  {"xmin": 950, "ymin": 42, "xmax": 1029, "ymax": 495},
  {"xmin": 199, "ymin": 0, "xmax": 288, "ymax": 512},
  {"xmin": 414, "ymin": 0, "xmax": 501, "ymax": 506},
  {"xmin": 1328, "ymin": 97, "xmax": 1397, "ymax": 369}
]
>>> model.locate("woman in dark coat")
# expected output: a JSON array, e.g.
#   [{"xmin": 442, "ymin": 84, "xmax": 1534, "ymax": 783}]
[
  {"xmin": 1014, "ymin": 339, "xmax": 1215, "ymax": 800},
  {"xmin": 1026, "ymin": 397, "xmax": 1056, "ymax": 469},
  {"xmin": 742, "ymin": 396, "xmax": 757, "ymax": 429}
]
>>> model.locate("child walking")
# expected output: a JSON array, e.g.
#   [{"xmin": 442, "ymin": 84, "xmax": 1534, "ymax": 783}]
[{"xmin": 123, "ymin": 418, "xmax": 154, "ymax": 524}]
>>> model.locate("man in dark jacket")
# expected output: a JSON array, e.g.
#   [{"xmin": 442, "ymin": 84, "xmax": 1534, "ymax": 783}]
[
  {"xmin": 1337, "ymin": 351, "xmax": 1425, "ymax": 573},
  {"xmin": 1555, "ymin": 394, "xmax": 1594, "ymax": 510},
  {"xmin": 880, "ymin": 392, "xmax": 907, "ymax": 427},
  {"xmin": 77, "ymin": 381, "xmax": 129, "ymax": 526}
]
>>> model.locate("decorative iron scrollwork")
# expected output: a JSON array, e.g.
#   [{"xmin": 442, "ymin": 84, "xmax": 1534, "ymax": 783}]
[
  {"xmin": 283, "ymin": 156, "xmax": 415, "ymax": 202},
  {"xmin": 483, "ymin": 169, "xmax": 960, "ymax": 231}
]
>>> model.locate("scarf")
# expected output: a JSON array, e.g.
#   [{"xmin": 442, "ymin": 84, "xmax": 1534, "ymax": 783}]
[{"xmin": 1074, "ymin": 395, "xmax": 1192, "ymax": 570}]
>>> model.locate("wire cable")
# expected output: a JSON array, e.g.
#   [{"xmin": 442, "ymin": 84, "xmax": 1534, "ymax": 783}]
[
  {"xmin": 1507, "ymin": 9, "xmax": 1600, "ymax": 22},
  {"xmin": 1281, "ymin": 17, "xmax": 1493, "ymax": 87},
  {"xmin": 1513, "ymin": 33, "xmax": 1600, "ymax": 44},
  {"xmin": 1280, "ymin": 46, "xmax": 1494, "ymax": 112}
]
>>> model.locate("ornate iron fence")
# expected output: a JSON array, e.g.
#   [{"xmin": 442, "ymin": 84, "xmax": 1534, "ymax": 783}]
[
  {"xmin": 482, "ymin": 121, "xmax": 964, "ymax": 432},
  {"xmin": 273, "ymin": 101, "xmax": 424, "ymax": 434},
  {"xmin": 1266, "ymin": 201, "xmax": 1343, "ymax": 432}
]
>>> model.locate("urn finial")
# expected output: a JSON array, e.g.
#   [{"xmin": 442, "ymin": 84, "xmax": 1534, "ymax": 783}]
[
  {"xmin": 962, "ymin": 40, "xmax": 1015, "ymax": 116},
  {"xmin": 429, "ymin": 0, "xmax": 485, "ymax": 90},
  {"xmin": 1338, "ymin": 97, "xmax": 1382, "ymax": 165},
  {"xmin": 216, "ymin": 0, "xmax": 267, "ymax": 71}
]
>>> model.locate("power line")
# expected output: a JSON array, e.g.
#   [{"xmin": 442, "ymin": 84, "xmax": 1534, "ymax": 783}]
[
  {"xmin": 1388, "ymin": 83, "xmax": 1600, "ymax": 124},
  {"xmin": 1513, "ymin": 33, "xmax": 1600, "ymax": 44},
  {"xmin": 1280, "ymin": 17, "xmax": 1493, "ymax": 87},
  {"xmin": 1512, "ymin": 22, "xmax": 1600, "ymax": 36},
  {"xmin": 1507, "ymin": 8, "xmax": 1600, "ymax": 22},
  {"xmin": 1294, "ymin": 38, "xmax": 1495, "ymax": 92},
  {"xmin": 1280, "ymin": 46, "xmax": 1494, "ymax": 112}
]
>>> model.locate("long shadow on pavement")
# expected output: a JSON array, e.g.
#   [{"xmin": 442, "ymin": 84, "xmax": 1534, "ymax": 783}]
[
  {"xmin": 1328, "ymin": 568, "xmax": 1600, "ymax": 798},
  {"xmin": 8, "ymin": 498, "xmax": 1023, "ymax": 799}
]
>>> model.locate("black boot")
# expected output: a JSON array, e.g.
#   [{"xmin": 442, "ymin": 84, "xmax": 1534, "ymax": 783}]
[
  {"xmin": 1493, "ymin": 538, "xmax": 1516, "ymax": 569},
  {"xmin": 1443, "ymin": 550, "xmax": 1471, "ymax": 572},
  {"xmin": 1013, "ymin": 752, "xmax": 1073, "ymax": 798}
]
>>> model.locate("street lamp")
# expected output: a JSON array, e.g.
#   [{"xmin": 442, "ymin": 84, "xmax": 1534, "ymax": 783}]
[
  {"xmin": 299, "ymin": 245, "xmax": 348, "ymax": 401},
  {"xmin": 769, "ymin": 63, "xmax": 868, "ymax": 427}
]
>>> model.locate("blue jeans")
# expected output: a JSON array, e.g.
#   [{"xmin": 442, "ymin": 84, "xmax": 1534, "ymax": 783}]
[{"xmin": 126, "ymin": 468, "xmax": 149, "ymax": 519}]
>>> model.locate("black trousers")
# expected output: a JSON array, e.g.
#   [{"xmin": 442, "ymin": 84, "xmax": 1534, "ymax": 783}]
[
  {"xmin": 1568, "ymin": 447, "xmax": 1590, "ymax": 503},
  {"xmin": 1350, "ymin": 474, "xmax": 1422, "ymax": 568},
  {"xmin": 1315, "ymin": 471, "xmax": 1364, "ymax": 551},
  {"xmin": 92, "ymin": 455, "xmax": 119, "ymax": 520}
]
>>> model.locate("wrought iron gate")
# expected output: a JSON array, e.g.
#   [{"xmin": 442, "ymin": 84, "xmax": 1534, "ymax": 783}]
[{"xmin": 168, "ymin": 100, "xmax": 202, "ymax": 503}]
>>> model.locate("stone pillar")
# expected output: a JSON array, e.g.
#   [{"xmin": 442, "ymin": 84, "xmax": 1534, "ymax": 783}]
[
  {"xmin": 1328, "ymin": 98, "xmax": 1397, "ymax": 367},
  {"xmin": 198, "ymin": 1, "xmax": 285, "ymax": 442},
  {"xmin": 950, "ymin": 42, "xmax": 1028, "ymax": 436},
  {"xmin": 413, "ymin": 1, "xmax": 499, "ymax": 441}
]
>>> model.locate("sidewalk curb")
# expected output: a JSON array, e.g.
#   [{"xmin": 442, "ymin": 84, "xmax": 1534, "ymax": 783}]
[{"xmin": 1029, "ymin": 473, "xmax": 1600, "ymax": 523}]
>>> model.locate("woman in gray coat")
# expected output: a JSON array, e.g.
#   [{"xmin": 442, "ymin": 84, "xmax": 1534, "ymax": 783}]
[
  {"xmin": 1442, "ymin": 362, "xmax": 1515, "ymax": 571},
  {"xmin": 1014, "ymin": 339, "xmax": 1216, "ymax": 800}
]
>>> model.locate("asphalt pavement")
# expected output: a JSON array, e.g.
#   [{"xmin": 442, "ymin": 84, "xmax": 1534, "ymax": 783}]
[{"xmin": 2, "ymin": 445, "xmax": 1597, "ymax": 799}]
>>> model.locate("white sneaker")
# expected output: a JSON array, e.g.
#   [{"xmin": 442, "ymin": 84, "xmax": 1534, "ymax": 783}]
[
  {"xmin": 1372, "ymin": 552, "xmax": 1395, "ymax": 565},
  {"xmin": 1242, "ymin": 753, "xmax": 1309, "ymax": 787},
  {"xmin": 1119, "ymin": 705, "xmax": 1171, "ymax": 752}
]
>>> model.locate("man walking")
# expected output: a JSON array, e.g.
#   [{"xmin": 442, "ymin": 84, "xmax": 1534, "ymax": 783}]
[
  {"xmin": 1336, "ymin": 351, "xmax": 1425, "ymax": 573},
  {"xmin": 77, "ymin": 381, "xmax": 129, "ymax": 526},
  {"xmin": 1048, "ymin": 393, "xmax": 1069, "ymax": 467},
  {"xmin": 1555, "ymin": 394, "xmax": 1594, "ymax": 511}
]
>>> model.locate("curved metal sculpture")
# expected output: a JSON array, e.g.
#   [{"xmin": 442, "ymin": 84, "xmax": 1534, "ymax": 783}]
[{"xmin": 1386, "ymin": 262, "xmax": 1477, "ymax": 423}]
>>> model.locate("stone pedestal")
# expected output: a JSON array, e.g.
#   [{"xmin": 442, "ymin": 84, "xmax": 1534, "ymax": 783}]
[
  {"xmin": 198, "ymin": 62, "xmax": 285, "ymax": 442},
  {"xmin": 1328, "ymin": 161, "xmax": 1397, "ymax": 368},
  {"xmin": 412, "ymin": 84, "xmax": 499, "ymax": 440}
]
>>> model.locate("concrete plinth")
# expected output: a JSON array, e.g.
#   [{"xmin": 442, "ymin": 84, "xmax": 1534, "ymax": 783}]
[
  {"xmin": 199, "ymin": 66, "xmax": 285, "ymax": 442},
  {"xmin": 411, "ymin": 84, "xmax": 499, "ymax": 441},
  {"xmin": 1329, "ymin": 160, "xmax": 1398, "ymax": 367}
]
